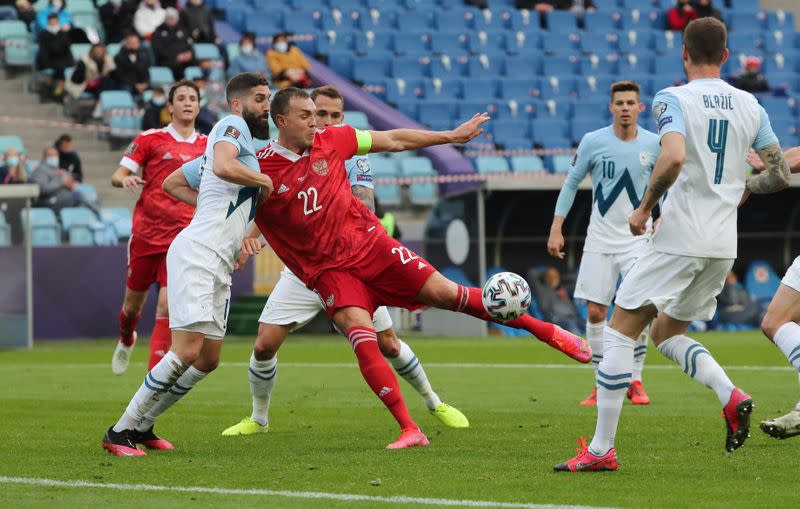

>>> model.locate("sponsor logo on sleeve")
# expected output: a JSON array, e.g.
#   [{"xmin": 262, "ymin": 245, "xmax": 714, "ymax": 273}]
[
  {"xmin": 356, "ymin": 158, "xmax": 370, "ymax": 173},
  {"xmin": 657, "ymin": 116, "xmax": 673, "ymax": 132},
  {"xmin": 224, "ymin": 125, "xmax": 241, "ymax": 139},
  {"xmin": 356, "ymin": 174, "xmax": 373, "ymax": 182},
  {"xmin": 653, "ymin": 102, "xmax": 667, "ymax": 122},
  {"xmin": 124, "ymin": 142, "xmax": 138, "ymax": 156}
]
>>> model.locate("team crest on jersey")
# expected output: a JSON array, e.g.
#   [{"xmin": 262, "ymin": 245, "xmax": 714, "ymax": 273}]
[
  {"xmin": 639, "ymin": 151, "xmax": 655, "ymax": 167},
  {"xmin": 224, "ymin": 125, "xmax": 241, "ymax": 139},
  {"xmin": 124, "ymin": 142, "xmax": 138, "ymax": 156},
  {"xmin": 356, "ymin": 158, "xmax": 370, "ymax": 173},
  {"xmin": 326, "ymin": 293, "xmax": 335, "ymax": 308},
  {"xmin": 653, "ymin": 102, "xmax": 667, "ymax": 122},
  {"xmin": 312, "ymin": 159, "xmax": 329, "ymax": 176}
]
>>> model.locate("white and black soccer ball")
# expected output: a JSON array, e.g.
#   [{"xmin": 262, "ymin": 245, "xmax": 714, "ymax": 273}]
[{"xmin": 481, "ymin": 272, "xmax": 532, "ymax": 322}]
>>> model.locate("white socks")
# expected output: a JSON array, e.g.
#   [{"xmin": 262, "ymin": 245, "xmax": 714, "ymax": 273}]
[
  {"xmin": 773, "ymin": 322, "xmax": 800, "ymax": 413},
  {"xmin": 586, "ymin": 320, "xmax": 606, "ymax": 375},
  {"xmin": 113, "ymin": 351, "xmax": 188, "ymax": 432},
  {"xmin": 388, "ymin": 340, "xmax": 441, "ymax": 410},
  {"xmin": 589, "ymin": 327, "xmax": 634, "ymax": 456},
  {"xmin": 137, "ymin": 366, "xmax": 209, "ymax": 431},
  {"xmin": 249, "ymin": 353, "xmax": 277, "ymax": 426},
  {"xmin": 632, "ymin": 328, "xmax": 648, "ymax": 382},
  {"xmin": 657, "ymin": 335, "xmax": 735, "ymax": 406}
]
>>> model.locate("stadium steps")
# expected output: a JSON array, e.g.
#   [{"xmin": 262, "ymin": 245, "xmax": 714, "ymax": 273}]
[{"xmin": 0, "ymin": 72, "xmax": 134, "ymax": 209}]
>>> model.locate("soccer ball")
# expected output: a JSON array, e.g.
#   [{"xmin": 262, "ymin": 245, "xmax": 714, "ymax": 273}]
[{"xmin": 481, "ymin": 272, "xmax": 532, "ymax": 322}]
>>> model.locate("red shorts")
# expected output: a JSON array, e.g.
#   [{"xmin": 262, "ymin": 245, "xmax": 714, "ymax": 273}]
[
  {"xmin": 313, "ymin": 234, "xmax": 437, "ymax": 318},
  {"xmin": 126, "ymin": 235, "xmax": 168, "ymax": 292}
]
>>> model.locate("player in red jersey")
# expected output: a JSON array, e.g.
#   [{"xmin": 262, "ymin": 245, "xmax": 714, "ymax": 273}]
[
  {"xmin": 248, "ymin": 88, "xmax": 591, "ymax": 448},
  {"xmin": 110, "ymin": 80, "xmax": 207, "ymax": 375}
]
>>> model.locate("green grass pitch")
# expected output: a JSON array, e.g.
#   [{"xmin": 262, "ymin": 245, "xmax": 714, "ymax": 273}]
[{"xmin": 0, "ymin": 331, "xmax": 798, "ymax": 508}]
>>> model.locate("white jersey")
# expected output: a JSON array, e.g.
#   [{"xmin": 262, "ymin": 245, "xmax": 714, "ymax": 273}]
[
  {"xmin": 651, "ymin": 78, "xmax": 778, "ymax": 259},
  {"xmin": 555, "ymin": 125, "xmax": 660, "ymax": 253},
  {"xmin": 178, "ymin": 115, "xmax": 260, "ymax": 268}
]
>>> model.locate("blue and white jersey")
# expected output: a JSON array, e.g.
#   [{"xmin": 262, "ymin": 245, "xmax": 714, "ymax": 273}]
[
  {"xmin": 346, "ymin": 154, "xmax": 374, "ymax": 189},
  {"xmin": 179, "ymin": 114, "xmax": 260, "ymax": 268},
  {"xmin": 181, "ymin": 155, "xmax": 203, "ymax": 190},
  {"xmin": 555, "ymin": 125, "xmax": 660, "ymax": 253},
  {"xmin": 651, "ymin": 78, "xmax": 779, "ymax": 259}
]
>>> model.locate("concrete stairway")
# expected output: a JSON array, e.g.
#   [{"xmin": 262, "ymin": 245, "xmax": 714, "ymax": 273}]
[{"xmin": 0, "ymin": 72, "xmax": 135, "ymax": 209}]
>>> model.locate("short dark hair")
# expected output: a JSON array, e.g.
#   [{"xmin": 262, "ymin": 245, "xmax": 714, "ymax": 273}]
[
  {"xmin": 610, "ymin": 80, "xmax": 640, "ymax": 99},
  {"xmin": 225, "ymin": 72, "xmax": 269, "ymax": 104},
  {"xmin": 310, "ymin": 85, "xmax": 344, "ymax": 106},
  {"xmin": 55, "ymin": 134, "xmax": 72, "ymax": 146},
  {"xmin": 168, "ymin": 79, "xmax": 201, "ymax": 104},
  {"xmin": 270, "ymin": 87, "xmax": 311, "ymax": 124},
  {"xmin": 684, "ymin": 17, "xmax": 727, "ymax": 66}
]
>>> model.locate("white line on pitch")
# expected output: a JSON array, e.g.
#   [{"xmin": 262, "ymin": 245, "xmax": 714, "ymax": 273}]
[
  {"xmin": 0, "ymin": 362, "xmax": 794, "ymax": 372},
  {"xmin": 0, "ymin": 476, "xmax": 616, "ymax": 509}
]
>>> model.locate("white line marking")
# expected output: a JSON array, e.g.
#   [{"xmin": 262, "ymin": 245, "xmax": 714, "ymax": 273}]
[
  {"xmin": 0, "ymin": 362, "xmax": 794, "ymax": 372},
  {"xmin": 0, "ymin": 476, "xmax": 615, "ymax": 509}
]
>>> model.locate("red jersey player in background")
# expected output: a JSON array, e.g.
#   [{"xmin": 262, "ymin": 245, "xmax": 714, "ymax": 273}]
[
  {"xmin": 110, "ymin": 80, "xmax": 207, "ymax": 375},
  {"xmin": 248, "ymin": 88, "xmax": 591, "ymax": 448}
]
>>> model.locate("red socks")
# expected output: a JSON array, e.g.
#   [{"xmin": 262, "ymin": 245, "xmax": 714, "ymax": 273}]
[
  {"xmin": 454, "ymin": 285, "xmax": 555, "ymax": 341},
  {"xmin": 119, "ymin": 307, "xmax": 141, "ymax": 346},
  {"xmin": 148, "ymin": 316, "xmax": 172, "ymax": 370},
  {"xmin": 346, "ymin": 326, "xmax": 416, "ymax": 430}
]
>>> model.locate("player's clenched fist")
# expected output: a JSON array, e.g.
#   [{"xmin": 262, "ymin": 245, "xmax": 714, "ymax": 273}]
[
  {"xmin": 122, "ymin": 175, "xmax": 145, "ymax": 193},
  {"xmin": 628, "ymin": 207, "xmax": 649, "ymax": 236},
  {"xmin": 259, "ymin": 175, "xmax": 274, "ymax": 202},
  {"xmin": 449, "ymin": 113, "xmax": 490, "ymax": 143}
]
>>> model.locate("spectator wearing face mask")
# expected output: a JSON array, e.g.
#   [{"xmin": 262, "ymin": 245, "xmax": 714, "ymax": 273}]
[
  {"xmin": 65, "ymin": 43, "xmax": 117, "ymax": 105},
  {"xmin": 113, "ymin": 32, "xmax": 150, "ymax": 95},
  {"xmin": 133, "ymin": 0, "xmax": 165, "ymax": 40},
  {"xmin": 229, "ymin": 33, "xmax": 267, "ymax": 76},
  {"xmin": 266, "ymin": 33, "xmax": 312, "ymax": 89},
  {"xmin": 666, "ymin": 0, "xmax": 697, "ymax": 31},
  {"xmin": 55, "ymin": 134, "xmax": 82, "ymax": 183},
  {"xmin": 31, "ymin": 147, "xmax": 99, "ymax": 216},
  {"xmin": 141, "ymin": 88, "xmax": 171, "ymax": 130},
  {"xmin": 35, "ymin": 0, "xmax": 90, "ymax": 43},
  {"xmin": 0, "ymin": 148, "xmax": 28, "ymax": 185},
  {"xmin": 99, "ymin": 0, "xmax": 135, "ymax": 44},
  {"xmin": 151, "ymin": 7, "xmax": 195, "ymax": 79},
  {"xmin": 36, "ymin": 12, "xmax": 74, "ymax": 100}
]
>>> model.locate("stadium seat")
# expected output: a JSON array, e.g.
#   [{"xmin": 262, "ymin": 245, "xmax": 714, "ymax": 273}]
[
  {"xmin": 617, "ymin": 29, "xmax": 655, "ymax": 54},
  {"xmin": 400, "ymin": 157, "xmax": 438, "ymax": 205},
  {"xmin": 502, "ymin": 54, "xmax": 541, "ymax": 77},
  {"xmin": 582, "ymin": 12, "xmax": 619, "ymax": 33},
  {"xmin": 429, "ymin": 32, "xmax": 468, "ymax": 55},
  {"xmin": 0, "ymin": 210, "xmax": 10, "ymax": 247},
  {"xmin": 374, "ymin": 183, "xmax": 402, "ymax": 207},
  {"xmin": 392, "ymin": 33, "xmax": 428, "ymax": 56},
  {"xmin": 21, "ymin": 208, "xmax": 60, "ymax": 246},
  {"xmin": 474, "ymin": 156, "xmax": 510, "ymax": 174},
  {"xmin": 100, "ymin": 207, "xmax": 132, "ymax": 241},
  {"xmin": 576, "ymin": 74, "xmax": 617, "ymax": 98},
  {"xmin": 727, "ymin": 11, "xmax": 767, "ymax": 32},
  {"xmin": 149, "ymin": 66, "xmax": 176, "ymax": 88},
  {"xmin": 551, "ymin": 154, "xmax": 574, "ymax": 174},
  {"xmin": 193, "ymin": 43, "xmax": 221, "ymax": 61},
  {"xmin": 434, "ymin": 9, "xmax": 474, "ymax": 31},
  {"xmin": 353, "ymin": 54, "xmax": 391, "ymax": 83},
  {"xmin": 284, "ymin": 10, "xmax": 321, "ymax": 33},
  {"xmin": 541, "ymin": 55, "xmax": 579, "ymax": 77},
  {"xmin": 461, "ymin": 78, "xmax": 497, "ymax": 100},
  {"xmin": 399, "ymin": 156, "xmax": 435, "ymax": 176},
  {"xmin": 499, "ymin": 79, "xmax": 539, "ymax": 101},
  {"xmin": 59, "ymin": 207, "xmax": 96, "ymax": 246},
  {"xmin": 539, "ymin": 76, "xmax": 577, "ymax": 99},
  {"xmin": 571, "ymin": 118, "xmax": 608, "ymax": 142},
  {"xmin": 417, "ymin": 101, "xmax": 455, "ymax": 128},
  {"xmin": 766, "ymin": 11, "xmax": 795, "ymax": 31},
  {"xmin": 75, "ymin": 183, "xmax": 98, "ymax": 205},
  {"xmin": 510, "ymin": 155, "xmax": 545, "ymax": 173},
  {"xmin": 744, "ymin": 260, "xmax": 781, "ymax": 307},
  {"xmin": 394, "ymin": 10, "xmax": 435, "ymax": 33},
  {"xmin": 579, "ymin": 54, "xmax": 619, "ymax": 76},
  {"xmin": 368, "ymin": 157, "xmax": 399, "ymax": 178},
  {"xmin": 652, "ymin": 31, "xmax": 682, "ymax": 54},
  {"xmin": 546, "ymin": 11, "xmax": 579, "ymax": 32},
  {"xmin": 344, "ymin": 111, "xmax": 370, "ymax": 130},
  {"xmin": 391, "ymin": 56, "xmax": 429, "ymax": 80},
  {"xmin": 70, "ymin": 43, "xmax": 91, "ymax": 61},
  {"xmin": 579, "ymin": 32, "xmax": 619, "ymax": 54}
]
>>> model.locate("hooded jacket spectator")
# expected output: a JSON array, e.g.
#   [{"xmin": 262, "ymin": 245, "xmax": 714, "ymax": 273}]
[{"xmin": 133, "ymin": 0, "xmax": 165, "ymax": 39}]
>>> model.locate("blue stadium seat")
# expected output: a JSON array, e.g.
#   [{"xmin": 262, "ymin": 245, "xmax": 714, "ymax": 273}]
[
  {"xmin": 551, "ymin": 154, "xmax": 574, "ymax": 173},
  {"xmin": 244, "ymin": 12, "xmax": 283, "ymax": 36},
  {"xmin": 22, "ymin": 208, "xmax": 60, "ymax": 246},
  {"xmin": 617, "ymin": 29, "xmax": 655, "ymax": 54},
  {"xmin": 465, "ymin": 54, "xmax": 504, "ymax": 77},
  {"xmin": 499, "ymin": 79, "xmax": 539, "ymax": 101},
  {"xmin": 500, "ymin": 9, "xmax": 538, "ymax": 32},
  {"xmin": 394, "ymin": 10, "xmax": 434, "ymax": 33},
  {"xmin": 467, "ymin": 30, "xmax": 506, "ymax": 54},
  {"xmin": 582, "ymin": 12, "xmax": 619, "ymax": 32},
  {"xmin": 764, "ymin": 72, "xmax": 798, "ymax": 95},
  {"xmin": 429, "ymin": 32, "xmax": 468, "ymax": 55},
  {"xmin": 0, "ymin": 135, "xmax": 24, "ymax": 153},
  {"xmin": 539, "ymin": 76, "xmax": 577, "ymax": 99},
  {"xmin": 492, "ymin": 119, "xmax": 529, "ymax": 141},
  {"xmin": 408, "ymin": 181, "xmax": 438, "ymax": 206},
  {"xmin": 572, "ymin": 97, "xmax": 612, "ymax": 121},
  {"xmin": 536, "ymin": 98, "xmax": 574, "ymax": 119},
  {"xmin": 652, "ymin": 57, "xmax": 684, "ymax": 76},
  {"xmin": 358, "ymin": 6, "xmax": 399, "ymax": 30},
  {"xmin": 193, "ymin": 43, "xmax": 221, "ymax": 61},
  {"xmin": 400, "ymin": 156, "xmax": 439, "ymax": 206},
  {"xmin": 422, "ymin": 78, "xmax": 462, "ymax": 100},
  {"xmin": 399, "ymin": 156, "xmax": 435, "ymax": 176},
  {"xmin": 285, "ymin": 9, "xmax": 323, "ymax": 33},
  {"xmin": 353, "ymin": 32, "xmax": 393, "ymax": 53},
  {"xmin": 99, "ymin": 90, "xmax": 140, "ymax": 132},
  {"xmin": 417, "ymin": 101, "xmax": 455, "ymax": 128},
  {"xmin": 653, "ymin": 31, "xmax": 683, "ymax": 54},
  {"xmin": 541, "ymin": 55, "xmax": 579, "ymax": 77},
  {"xmin": 729, "ymin": 0, "xmax": 761, "ymax": 10},
  {"xmin": 727, "ymin": 11, "xmax": 767, "ymax": 32},
  {"xmin": 763, "ymin": 31, "xmax": 793, "ymax": 53},
  {"xmin": 502, "ymin": 54, "xmax": 541, "ymax": 77},
  {"xmin": 429, "ymin": 54, "xmax": 469, "ymax": 79},
  {"xmin": 728, "ymin": 32, "xmax": 763, "ymax": 55},
  {"xmin": 617, "ymin": 52, "xmax": 653, "ymax": 75},
  {"xmin": 542, "ymin": 32, "xmax": 580, "ymax": 54},
  {"xmin": 579, "ymin": 54, "xmax": 619, "ymax": 75},
  {"xmin": 434, "ymin": 9, "xmax": 473, "ymax": 31},
  {"xmin": 390, "ymin": 56, "xmax": 429, "ymax": 79},
  {"xmin": 326, "ymin": 51, "xmax": 354, "ymax": 77},
  {"xmin": 0, "ymin": 210, "xmax": 10, "ymax": 246},
  {"xmin": 100, "ymin": 207, "xmax": 132, "ymax": 241},
  {"xmin": 576, "ymin": 74, "xmax": 617, "ymax": 98},
  {"xmin": 619, "ymin": 10, "xmax": 659, "ymax": 31},
  {"xmin": 510, "ymin": 155, "xmax": 545, "ymax": 173},
  {"xmin": 766, "ymin": 11, "xmax": 795, "ymax": 31},
  {"xmin": 546, "ymin": 11, "xmax": 578, "ymax": 32},
  {"xmin": 375, "ymin": 183, "xmax": 402, "ymax": 207},
  {"xmin": 503, "ymin": 30, "xmax": 541, "ymax": 55},
  {"xmin": 456, "ymin": 100, "xmax": 498, "ymax": 121},
  {"xmin": 353, "ymin": 55, "xmax": 390, "ymax": 83},
  {"xmin": 440, "ymin": 266, "xmax": 475, "ymax": 286},
  {"xmin": 531, "ymin": 118, "xmax": 570, "ymax": 139},
  {"xmin": 593, "ymin": 0, "xmax": 621, "ymax": 10},
  {"xmin": 149, "ymin": 66, "xmax": 175, "ymax": 88},
  {"xmin": 59, "ymin": 207, "xmax": 96, "ymax": 246},
  {"xmin": 474, "ymin": 156, "xmax": 510, "ymax": 174},
  {"xmin": 579, "ymin": 32, "xmax": 619, "ymax": 54},
  {"xmin": 392, "ymin": 33, "xmax": 428, "ymax": 56},
  {"xmin": 368, "ymin": 157, "xmax": 399, "ymax": 178},
  {"xmin": 462, "ymin": 78, "xmax": 497, "ymax": 100},
  {"xmin": 744, "ymin": 260, "xmax": 781, "ymax": 307},
  {"xmin": 75, "ymin": 183, "xmax": 98, "ymax": 205},
  {"xmin": 345, "ymin": 111, "xmax": 370, "ymax": 130}
]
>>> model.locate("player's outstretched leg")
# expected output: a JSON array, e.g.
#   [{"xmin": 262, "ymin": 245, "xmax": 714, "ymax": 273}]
[
  {"xmin": 627, "ymin": 328, "xmax": 651, "ymax": 405},
  {"xmin": 419, "ymin": 273, "xmax": 591, "ymax": 363},
  {"xmin": 377, "ymin": 323, "xmax": 468, "ymax": 428}
]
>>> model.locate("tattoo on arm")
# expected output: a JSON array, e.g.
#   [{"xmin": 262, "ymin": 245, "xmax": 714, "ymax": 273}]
[
  {"xmin": 352, "ymin": 185, "xmax": 375, "ymax": 213},
  {"xmin": 747, "ymin": 144, "xmax": 791, "ymax": 194}
]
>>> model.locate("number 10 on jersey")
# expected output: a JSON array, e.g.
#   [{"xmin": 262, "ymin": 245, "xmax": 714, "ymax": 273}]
[{"xmin": 707, "ymin": 118, "xmax": 729, "ymax": 185}]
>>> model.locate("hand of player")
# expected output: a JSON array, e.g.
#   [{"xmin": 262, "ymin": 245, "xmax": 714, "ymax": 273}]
[
  {"xmin": 233, "ymin": 238, "xmax": 267, "ymax": 271},
  {"xmin": 629, "ymin": 207, "xmax": 650, "ymax": 236},
  {"xmin": 746, "ymin": 148, "xmax": 765, "ymax": 172},
  {"xmin": 738, "ymin": 189, "xmax": 751, "ymax": 208},
  {"xmin": 259, "ymin": 175, "xmax": 274, "ymax": 202},
  {"xmin": 122, "ymin": 175, "xmax": 145, "ymax": 193},
  {"xmin": 547, "ymin": 230, "xmax": 565, "ymax": 259},
  {"xmin": 449, "ymin": 113, "xmax": 490, "ymax": 144}
]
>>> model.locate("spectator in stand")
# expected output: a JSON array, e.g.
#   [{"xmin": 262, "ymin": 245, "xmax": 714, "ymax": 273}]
[
  {"xmin": 113, "ymin": 32, "xmax": 150, "ymax": 96},
  {"xmin": 666, "ymin": 0, "xmax": 697, "ymax": 31},
  {"xmin": 267, "ymin": 33, "xmax": 312, "ymax": 89},
  {"xmin": 694, "ymin": 0, "xmax": 723, "ymax": 22},
  {"xmin": 133, "ymin": 0, "xmax": 165, "ymax": 40},
  {"xmin": 99, "ymin": 0, "xmax": 135, "ymax": 44},
  {"xmin": 180, "ymin": 0, "xmax": 217, "ymax": 44},
  {"xmin": 0, "ymin": 148, "xmax": 28, "ymax": 185},
  {"xmin": 516, "ymin": 0, "xmax": 595, "ymax": 12},
  {"xmin": 376, "ymin": 198, "xmax": 401, "ymax": 240},
  {"xmin": 532, "ymin": 266, "xmax": 583, "ymax": 334},
  {"xmin": 35, "ymin": 0, "xmax": 89, "ymax": 43},
  {"xmin": 734, "ymin": 56, "xmax": 770, "ymax": 93},
  {"xmin": 228, "ymin": 33, "xmax": 268, "ymax": 76},
  {"xmin": 36, "ymin": 13, "xmax": 74, "ymax": 101},
  {"xmin": 65, "ymin": 42, "xmax": 117, "ymax": 112},
  {"xmin": 717, "ymin": 271, "xmax": 761, "ymax": 328},
  {"xmin": 141, "ymin": 88, "xmax": 170, "ymax": 130},
  {"xmin": 12, "ymin": 0, "xmax": 36, "ymax": 26},
  {"xmin": 55, "ymin": 134, "xmax": 82, "ymax": 183},
  {"xmin": 31, "ymin": 147, "xmax": 99, "ymax": 215},
  {"xmin": 152, "ymin": 7, "xmax": 195, "ymax": 80}
]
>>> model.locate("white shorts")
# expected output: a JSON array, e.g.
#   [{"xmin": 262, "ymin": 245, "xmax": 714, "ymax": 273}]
[
  {"xmin": 167, "ymin": 235, "xmax": 232, "ymax": 340},
  {"xmin": 781, "ymin": 256, "xmax": 800, "ymax": 293},
  {"xmin": 258, "ymin": 269, "xmax": 394, "ymax": 332},
  {"xmin": 615, "ymin": 248, "xmax": 733, "ymax": 322},
  {"xmin": 574, "ymin": 245, "xmax": 647, "ymax": 306}
]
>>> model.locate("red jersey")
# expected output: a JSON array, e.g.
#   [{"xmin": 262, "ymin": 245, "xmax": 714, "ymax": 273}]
[
  {"xmin": 255, "ymin": 125, "xmax": 381, "ymax": 287},
  {"xmin": 120, "ymin": 124, "xmax": 207, "ymax": 248}
]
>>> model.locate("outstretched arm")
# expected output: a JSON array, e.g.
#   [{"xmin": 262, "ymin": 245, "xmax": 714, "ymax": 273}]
[
  {"xmin": 351, "ymin": 185, "xmax": 375, "ymax": 212},
  {"xmin": 629, "ymin": 132, "xmax": 685, "ymax": 235},
  {"xmin": 746, "ymin": 143, "xmax": 791, "ymax": 194},
  {"xmin": 163, "ymin": 168, "xmax": 198, "ymax": 206},
  {"xmin": 368, "ymin": 113, "xmax": 490, "ymax": 153}
]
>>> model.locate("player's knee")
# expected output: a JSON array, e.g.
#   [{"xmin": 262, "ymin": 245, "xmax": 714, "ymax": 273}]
[
  {"xmin": 586, "ymin": 305, "xmax": 607, "ymax": 324},
  {"xmin": 760, "ymin": 313, "xmax": 783, "ymax": 342},
  {"xmin": 253, "ymin": 326, "xmax": 281, "ymax": 360},
  {"xmin": 421, "ymin": 276, "xmax": 458, "ymax": 309}
]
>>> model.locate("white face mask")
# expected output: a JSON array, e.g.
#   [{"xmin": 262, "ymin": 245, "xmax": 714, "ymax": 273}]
[
  {"xmin": 240, "ymin": 44, "xmax": 253, "ymax": 54},
  {"xmin": 273, "ymin": 41, "xmax": 288, "ymax": 53},
  {"xmin": 6, "ymin": 156, "xmax": 19, "ymax": 167},
  {"xmin": 46, "ymin": 24, "xmax": 60, "ymax": 34},
  {"xmin": 46, "ymin": 156, "xmax": 60, "ymax": 167},
  {"xmin": 51, "ymin": 0, "xmax": 63, "ymax": 9}
]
